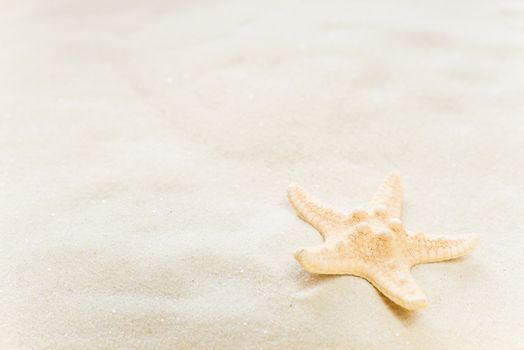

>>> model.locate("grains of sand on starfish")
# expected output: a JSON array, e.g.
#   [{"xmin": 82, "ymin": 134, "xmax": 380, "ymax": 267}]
[{"xmin": 288, "ymin": 173, "xmax": 479, "ymax": 310}]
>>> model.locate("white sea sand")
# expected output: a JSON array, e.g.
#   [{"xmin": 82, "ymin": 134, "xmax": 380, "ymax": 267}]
[{"xmin": 1, "ymin": 0, "xmax": 523, "ymax": 349}]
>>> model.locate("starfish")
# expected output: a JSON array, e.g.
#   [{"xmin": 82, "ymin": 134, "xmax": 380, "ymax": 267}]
[{"xmin": 288, "ymin": 173, "xmax": 478, "ymax": 310}]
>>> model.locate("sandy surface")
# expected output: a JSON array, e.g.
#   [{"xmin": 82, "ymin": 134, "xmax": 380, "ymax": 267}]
[{"xmin": 1, "ymin": 0, "xmax": 524, "ymax": 349}]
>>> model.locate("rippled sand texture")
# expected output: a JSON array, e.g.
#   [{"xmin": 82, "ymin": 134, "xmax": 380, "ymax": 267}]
[{"xmin": 1, "ymin": 0, "xmax": 523, "ymax": 349}]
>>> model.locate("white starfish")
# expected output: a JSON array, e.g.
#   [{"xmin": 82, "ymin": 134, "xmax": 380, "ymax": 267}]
[{"xmin": 288, "ymin": 173, "xmax": 478, "ymax": 310}]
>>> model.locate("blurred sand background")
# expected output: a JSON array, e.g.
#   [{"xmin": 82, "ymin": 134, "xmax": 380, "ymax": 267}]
[{"xmin": 1, "ymin": 0, "xmax": 523, "ymax": 349}]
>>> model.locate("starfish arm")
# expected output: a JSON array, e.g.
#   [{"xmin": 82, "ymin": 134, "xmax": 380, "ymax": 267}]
[
  {"xmin": 366, "ymin": 264, "xmax": 428, "ymax": 310},
  {"xmin": 288, "ymin": 184, "xmax": 347, "ymax": 238},
  {"xmin": 405, "ymin": 233, "xmax": 479, "ymax": 265},
  {"xmin": 367, "ymin": 172, "xmax": 403, "ymax": 218},
  {"xmin": 293, "ymin": 243, "xmax": 360, "ymax": 275}
]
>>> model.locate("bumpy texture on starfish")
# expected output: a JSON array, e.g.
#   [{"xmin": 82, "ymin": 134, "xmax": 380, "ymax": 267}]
[{"xmin": 288, "ymin": 173, "xmax": 478, "ymax": 310}]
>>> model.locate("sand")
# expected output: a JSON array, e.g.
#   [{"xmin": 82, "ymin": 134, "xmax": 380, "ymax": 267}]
[{"xmin": 1, "ymin": 0, "xmax": 523, "ymax": 349}]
